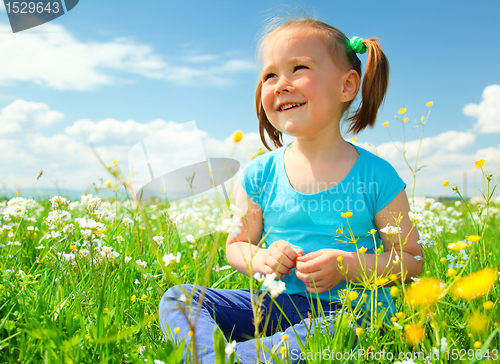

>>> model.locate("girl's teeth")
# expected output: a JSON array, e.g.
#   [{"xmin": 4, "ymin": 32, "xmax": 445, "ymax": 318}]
[{"xmin": 281, "ymin": 103, "xmax": 301, "ymax": 111}]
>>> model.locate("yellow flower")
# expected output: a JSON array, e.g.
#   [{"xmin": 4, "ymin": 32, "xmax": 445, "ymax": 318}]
[
  {"xmin": 390, "ymin": 316, "xmax": 397, "ymax": 322},
  {"xmin": 188, "ymin": 330, "xmax": 194, "ymax": 337},
  {"xmin": 406, "ymin": 278, "xmax": 444, "ymax": 306},
  {"xmin": 358, "ymin": 247, "xmax": 367, "ymax": 254},
  {"xmin": 468, "ymin": 312, "xmax": 488, "ymax": 332},
  {"xmin": 474, "ymin": 159, "xmax": 485, "ymax": 168},
  {"xmin": 356, "ymin": 327, "xmax": 363, "ymax": 336},
  {"xmin": 396, "ymin": 312, "xmax": 404, "ymax": 319},
  {"xmin": 443, "ymin": 180, "xmax": 449, "ymax": 187},
  {"xmin": 473, "ymin": 341, "xmax": 482, "ymax": 349},
  {"xmin": 452, "ymin": 268, "xmax": 497, "ymax": 300},
  {"xmin": 446, "ymin": 268, "xmax": 457, "ymax": 277},
  {"xmin": 340, "ymin": 212, "xmax": 353, "ymax": 218},
  {"xmin": 103, "ymin": 308, "xmax": 108, "ymax": 314},
  {"xmin": 347, "ymin": 291, "xmax": 359, "ymax": 301},
  {"xmin": 141, "ymin": 294, "xmax": 148, "ymax": 300},
  {"xmin": 375, "ymin": 278, "xmax": 389, "ymax": 286},
  {"xmin": 282, "ymin": 334, "xmax": 288, "ymax": 341},
  {"xmin": 233, "ymin": 130, "xmax": 244, "ymax": 143},
  {"xmin": 383, "ymin": 121, "xmax": 389, "ymax": 127},
  {"xmin": 390, "ymin": 286, "xmax": 399, "ymax": 297},
  {"xmin": 131, "ymin": 295, "xmax": 136, "ymax": 301},
  {"xmin": 426, "ymin": 101, "xmax": 433, "ymax": 107},
  {"xmin": 369, "ymin": 229, "xmax": 377, "ymax": 235},
  {"xmin": 112, "ymin": 160, "xmax": 118, "ymax": 165},
  {"xmin": 404, "ymin": 323, "xmax": 424, "ymax": 345},
  {"xmin": 403, "ymin": 117, "xmax": 408, "ymax": 122},
  {"xmin": 465, "ymin": 235, "xmax": 482, "ymax": 242},
  {"xmin": 390, "ymin": 274, "xmax": 398, "ymax": 281},
  {"xmin": 351, "ymin": 136, "xmax": 357, "ymax": 142},
  {"xmin": 280, "ymin": 346, "xmax": 286, "ymax": 354},
  {"xmin": 398, "ymin": 108, "xmax": 406, "ymax": 114},
  {"xmin": 174, "ymin": 327, "xmax": 181, "ymax": 334},
  {"xmin": 70, "ymin": 244, "xmax": 77, "ymax": 250},
  {"xmin": 483, "ymin": 301, "xmax": 494, "ymax": 310},
  {"xmin": 439, "ymin": 257, "xmax": 447, "ymax": 263},
  {"xmin": 447, "ymin": 242, "xmax": 468, "ymax": 251},
  {"xmin": 336, "ymin": 256, "xmax": 344, "ymax": 262}
]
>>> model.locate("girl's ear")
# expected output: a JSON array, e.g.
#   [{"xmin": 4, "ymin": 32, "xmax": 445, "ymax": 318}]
[{"xmin": 340, "ymin": 70, "xmax": 360, "ymax": 103}]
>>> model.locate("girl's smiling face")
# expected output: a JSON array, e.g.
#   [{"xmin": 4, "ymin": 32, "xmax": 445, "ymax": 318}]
[{"xmin": 260, "ymin": 28, "xmax": 357, "ymax": 139}]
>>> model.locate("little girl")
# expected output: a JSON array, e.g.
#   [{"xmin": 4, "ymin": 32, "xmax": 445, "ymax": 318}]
[{"xmin": 159, "ymin": 17, "xmax": 422, "ymax": 364}]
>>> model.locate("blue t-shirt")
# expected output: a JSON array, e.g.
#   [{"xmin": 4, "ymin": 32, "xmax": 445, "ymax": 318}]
[{"xmin": 241, "ymin": 141, "xmax": 405, "ymax": 316}]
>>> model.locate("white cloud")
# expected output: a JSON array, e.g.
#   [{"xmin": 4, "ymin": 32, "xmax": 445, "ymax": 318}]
[
  {"xmin": 0, "ymin": 99, "xmax": 267, "ymax": 192},
  {"xmin": 0, "ymin": 99, "xmax": 64, "ymax": 136},
  {"xmin": 0, "ymin": 22, "xmax": 254, "ymax": 90},
  {"xmin": 463, "ymin": 84, "xmax": 500, "ymax": 133}
]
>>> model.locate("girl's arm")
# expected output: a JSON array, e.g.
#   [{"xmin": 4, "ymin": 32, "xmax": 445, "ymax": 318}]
[
  {"xmin": 296, "ymin": 189, "xmax": 423, "ymax": 293},
  {"xmin": 225, "ymin": 184, "xmax": 302, "ymax": 278},
  {"xmin": 346, "ymin": 188, "xmax": 423, "ymax": 284}
]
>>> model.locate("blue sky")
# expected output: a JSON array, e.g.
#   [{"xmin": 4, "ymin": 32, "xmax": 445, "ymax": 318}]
[{"xmin": 1, "ymin": 0, "xmax": 499, "ymax": 199}]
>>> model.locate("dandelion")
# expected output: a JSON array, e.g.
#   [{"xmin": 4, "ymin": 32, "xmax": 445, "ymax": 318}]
[
  {"xmin": 446, "ymin": 268, "xmax": 457, "ymax": 277},
  {"xmin": 452, "ymin": 268, "xmax": 497, "ymax": 300},
  {"xmin": 465, "ymin": 235, "xmax": 482, "ymax": 242},
  {"xmin": 398, "ymin": 108, "xmax": 406, "ymax": 114},
  {"xmin": 468, "ymin": 312, "xmax": 487, "ymax": 333},
  {"xmin": 483, "ymin": 301, "xmax": 494, "ymax": 310},
  {"xmin": 447, "ymin": 241, "xmax": 468, "ymax": 251},
  {"xmin": 375, "ymin": 278, "xmax": 389, "ymax": 286},
  {"xmin": 426, "ymin": 101, "xmax": 433, "ymax": 107},
  {"xmin": 340, "ymin": 212, "xmax": 353, "ymax": 218},
  {"xmin": 406, "ymin": 278, "xmax": 445, "ymax": 306},
  {"xmin": 390, "ymin": 286, "xmax": 399, "ymax": 297},
  {"xmin": 383, "ymin": 121, "xmax": 389, "ymax": 127},
  {"xmin": 474, "ymin": 159, "xmax": 485, "ymax": 168},
  {"xmin": 404, "ymin": 323, "xmax": 424, "ymax": 345},
  {"xmin": 443, "ymin": 180, "xmax": 449, "ymax": 187},
  {"xmin": 233, "ymin": 130, "xmax": 244, "ymax": 143},
  {"xmin": 347, "ymin": 291, "xmax": 358, "ymax": 301}
]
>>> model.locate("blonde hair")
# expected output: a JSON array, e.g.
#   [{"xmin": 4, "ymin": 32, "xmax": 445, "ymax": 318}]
[{"xmin": 256, "ymin": 18, "xmax": 389, "ymax": 150}]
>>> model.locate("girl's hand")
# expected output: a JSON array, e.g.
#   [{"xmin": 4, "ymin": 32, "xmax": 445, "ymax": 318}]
[
  {"xmin": 255, "ymin": 240, "xmax": 304, "ymax": 279},
  {"xmin": 295, "ymin": 249, "xmax": 347, "ymax": 294}
]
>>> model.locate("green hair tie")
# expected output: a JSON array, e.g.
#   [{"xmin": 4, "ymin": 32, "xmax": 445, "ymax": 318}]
[{"xmin": 349, "ymin": 36, "xmax": 367, "ymax": 54}]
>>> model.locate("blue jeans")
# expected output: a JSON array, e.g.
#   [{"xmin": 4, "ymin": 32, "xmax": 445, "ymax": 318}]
[{"xmin": 158, "ymin": 284, "xmax": 353, "ymax": 364}]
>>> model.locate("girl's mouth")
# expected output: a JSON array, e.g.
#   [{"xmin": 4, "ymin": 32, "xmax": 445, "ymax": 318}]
[{"xmin": 279, "ymin": 103, "xmax": 305, "ymax": 111}]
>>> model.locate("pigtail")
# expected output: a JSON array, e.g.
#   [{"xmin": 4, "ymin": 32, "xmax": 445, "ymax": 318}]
[
  {"xmin": 347, "ymin": 38, "xmax": 389, "ymax": 134},
  {"xmin": 255, "ymin": 81, "xmax": 283, "ymax": 150}
]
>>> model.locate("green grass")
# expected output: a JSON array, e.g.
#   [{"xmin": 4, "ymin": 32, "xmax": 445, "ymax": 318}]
[{"xmin": 1, "ymin": 177, "xmax": 499, "ymax": 363}]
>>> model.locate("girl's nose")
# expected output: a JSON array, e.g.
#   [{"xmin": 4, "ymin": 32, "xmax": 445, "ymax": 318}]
[{"xmin": 274, "ymin": 76, "xmax": 294, "ymax": 96}]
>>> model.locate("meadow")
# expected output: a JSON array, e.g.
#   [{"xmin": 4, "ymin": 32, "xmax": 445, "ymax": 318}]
[{"xmin": 1, "ymin": 107, "xmax": 499, "ymax": 364}]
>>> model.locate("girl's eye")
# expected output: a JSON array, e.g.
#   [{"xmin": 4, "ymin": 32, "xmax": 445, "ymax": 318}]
[
  {"xmin": 294, "ymin": 65, "xmax": 308, "ymax": 72},
  {"xmin": 263, "ymin": 73, "xmax": 276, "ymax": 82}
]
